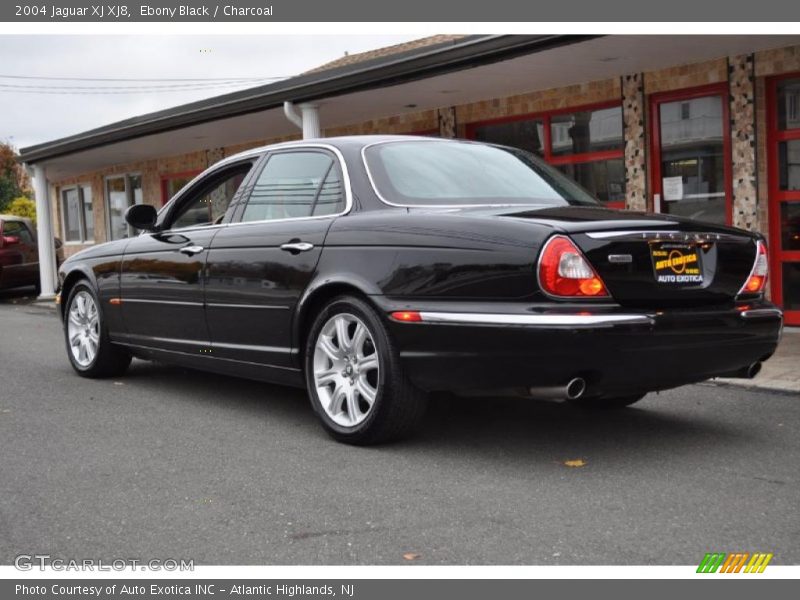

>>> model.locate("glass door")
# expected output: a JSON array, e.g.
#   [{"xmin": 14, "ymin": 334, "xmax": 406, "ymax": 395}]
[
  {"xmin": 650, "ymin": 84, "xmax": 732, "ymax": 225},
  {"xmin": 768, "ymin": 74, "xmax": 800, "ymax": 326}
]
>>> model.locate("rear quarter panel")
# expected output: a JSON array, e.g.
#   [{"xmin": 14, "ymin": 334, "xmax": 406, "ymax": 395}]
[{"xmin": 319, "ymin": 211, "xmax": 553, "ymax": 300}]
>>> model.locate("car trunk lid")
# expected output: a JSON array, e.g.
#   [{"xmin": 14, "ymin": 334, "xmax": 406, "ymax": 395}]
[{"xmin": 504, "ymin": 206, "xmax": 758, "ymax": 307}]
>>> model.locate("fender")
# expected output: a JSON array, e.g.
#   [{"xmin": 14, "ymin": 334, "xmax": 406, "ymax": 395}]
[{"xmin": 291, "ymin": 272, "xmax": 384, "ymax": 362}]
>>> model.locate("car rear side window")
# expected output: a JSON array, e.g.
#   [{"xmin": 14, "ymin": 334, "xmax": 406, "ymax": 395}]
[
  {"xmin": 241, "ymin": 151, "xmax": 344, "ymax": 222},
  {"xmin": 363, "ymin": 140, "xmax": 598, "ymax": 207}
]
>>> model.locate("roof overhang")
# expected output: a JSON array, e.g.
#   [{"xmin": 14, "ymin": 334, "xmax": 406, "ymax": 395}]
[
  {"xmin": 19, "ymin": 35, "xmax": 588, "ymax": 163},
  {"xmin": 21, "ymin": 34, "xmax": 800, "ymax": 181}
]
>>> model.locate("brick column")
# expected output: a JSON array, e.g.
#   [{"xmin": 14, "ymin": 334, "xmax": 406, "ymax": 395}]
[
  {"xmin": 621, "ymin": 74, "xmax": 647, "ymax": 212},
  {"xmin": 729, "ymin": 54, "xmax": 758, "ymax": 231},
  {"xmin": 206, "ymin": 147, "xmax": 225, "ymax": 167},
  {"xmin": 438, "ymin": 107, "xmax": 457, "ymax": 138}
]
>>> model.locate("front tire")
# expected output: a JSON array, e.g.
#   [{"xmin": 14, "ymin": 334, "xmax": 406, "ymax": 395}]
[
  {"xmin": 64, "ymin": 282, "xmax": 131, "ymax": 378},
  {"xmin": 304, "ymin": 295, "xmax": 427, "ymax": 445}
]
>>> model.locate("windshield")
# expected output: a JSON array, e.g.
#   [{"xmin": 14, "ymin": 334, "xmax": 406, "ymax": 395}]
[{"xmin": 363, "ymin": 140, "xmax": 599, "ymax": 207}]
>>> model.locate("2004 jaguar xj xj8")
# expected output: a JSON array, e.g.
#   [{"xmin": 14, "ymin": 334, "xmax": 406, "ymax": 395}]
[{"xmin": 57, "ymin": 136, "xmax": 783, "ymax": 444}]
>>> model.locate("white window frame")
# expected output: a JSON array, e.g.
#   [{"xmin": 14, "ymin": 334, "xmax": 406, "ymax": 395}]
[
  {"xmin": 59, "ymin": 184, "xmax": 94, "ymax": 245},
  {"xmin": 104, "ymin": 173, "xmax": 142, "ymax": 241}
]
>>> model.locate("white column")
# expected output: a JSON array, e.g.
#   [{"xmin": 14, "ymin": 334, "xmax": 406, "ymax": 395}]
[
  {"xmin": 30, "ymin": 164, "xmax": 57, "ymax": 298},
  {"xmin": 300, "ymin": 104, "xmax": 320, "ymax": 139},
  {"xmin": 283, "ymin": 101, "xmax": 321, "ymax": 139}
]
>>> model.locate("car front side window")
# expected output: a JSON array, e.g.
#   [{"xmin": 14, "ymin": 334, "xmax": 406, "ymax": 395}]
[{"xmin": 168, "ymin": 163, "xmax": 254, "ymax": 231}]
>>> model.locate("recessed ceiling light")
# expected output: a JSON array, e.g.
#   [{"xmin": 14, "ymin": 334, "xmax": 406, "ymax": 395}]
[
  {"xmin": 404, "ymin": 103, "xmax": 418, "ymax": 108},
  {"xmin": 439, "ymin": 89, "xmax": 460, "ymax": 94},
  {"xmin": 597, "ymin": 57, "xmax": 619, "ymax": 63}
]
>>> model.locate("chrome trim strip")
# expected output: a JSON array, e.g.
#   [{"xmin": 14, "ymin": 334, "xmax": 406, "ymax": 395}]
[
  {"xmin": 585, "ymin": 230, "xmax": 749, "ymax": 243},
  {"xmin": 740, "ymin": 308, "xmax": 783, "ymax": 320},
  {"xmin": 118, "ymin": 340, "xmax": 301, "ymax": 372},
  {"xmin": 206, "ymin": 302, "xmax": 288, "ymax": 310},
  {"xmin": 417, "ymin": 312, "xmax": 655, "ymax": 327},
  {"xmin": 123, "ymin": 298, "xmax": 203, "ymax": 307},
  {"xmin": 157, "ymin": 143, "xmax": 353, "ymax": 235}
]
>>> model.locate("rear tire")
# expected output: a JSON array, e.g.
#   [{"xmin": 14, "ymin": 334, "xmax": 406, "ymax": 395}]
[
  {"xmin": 568, "ymin": 393, "xmax": 646, "ymax": 410},
  {"xmin": 64, "ymin": 282, "xmax": 131, "ymax": 378},
  {"xmin": 304, "ymin": 295, "xmax": 427, "ymax": 445}
]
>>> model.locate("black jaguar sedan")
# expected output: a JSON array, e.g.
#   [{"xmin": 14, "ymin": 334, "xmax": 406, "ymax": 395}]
[{"xmin": 57, "ymin": 136, "xmax": 783, "ymax": 444}]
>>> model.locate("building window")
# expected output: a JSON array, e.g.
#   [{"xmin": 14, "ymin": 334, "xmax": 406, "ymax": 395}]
[
  {"xmin": 652, "ymin": 89, "xmax": 730, "ymax": 225},
  {"xmin": 465, "ymin": 103, "xmax": 625, "ymax": 206},
  {"xmin": 60, "ymin": 185, "xmax": 94, "ymax": 243},
  {"xmin": 777, "ymin": 78, "xmax": 800, "ymax": 131},
  {"xmin": 549, "ymin": 107, "xmax": 623, "ymax": 157},
  {"xmin": 105, "ymin": 174, "xmax": 142, "ymax": 241},
  {"xmin": 471, "ymin": 118, "xmax": 545, "ymax": 156},
  {"xmin": 161, "ymin": 170, "xmax": 202, "ymax": 205}
]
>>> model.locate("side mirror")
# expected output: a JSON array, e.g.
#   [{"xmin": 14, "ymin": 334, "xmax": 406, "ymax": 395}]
[{"xmin": 125, "ymin": 204, "xmax": 158, "ymax": 232}]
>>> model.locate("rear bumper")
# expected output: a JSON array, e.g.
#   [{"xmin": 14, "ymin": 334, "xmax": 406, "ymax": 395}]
[{"xmin": 380, "ymin": 300, "xmax": 783, "ymax": 395}]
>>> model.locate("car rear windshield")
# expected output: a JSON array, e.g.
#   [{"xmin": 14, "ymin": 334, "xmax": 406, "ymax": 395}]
[{"xmin": 363, "ymin": 140, "xmax": 599, "ymax": 207}]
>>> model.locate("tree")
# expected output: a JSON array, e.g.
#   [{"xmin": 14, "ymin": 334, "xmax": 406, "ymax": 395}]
[
  {"xmin": 5, "ymin": 197, "xmax": 36, "ymax": 223},
  {"xmin": 0, "ymin": 141, "xmax": 30, "ymax": 213}
]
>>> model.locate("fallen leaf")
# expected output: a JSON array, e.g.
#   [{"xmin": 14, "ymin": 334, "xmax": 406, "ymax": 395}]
[
  {"xmin": 403, "ymin": 552, "xmax": 421, "ymax": 561},
  {"xmin": 113, "ymin": 381, "xmax": 125, "ymax": 386},
  {"xmin": 563, "ymin": 459, "xmax": 587, "ymax": 468}
]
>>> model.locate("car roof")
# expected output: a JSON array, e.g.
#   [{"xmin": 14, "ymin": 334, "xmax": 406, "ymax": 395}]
[
  {"xmin": 0, "ymin": 214, "xmax": 34, "ymax": 228},
  {"xmin": 222, "ymin": 135, "xmax": 467, "ymax": 163}
]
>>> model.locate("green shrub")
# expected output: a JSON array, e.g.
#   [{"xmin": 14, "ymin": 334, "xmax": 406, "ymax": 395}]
[{"xmin": 5, "ymin": 196, "xmax": 36, "ymax": 223}]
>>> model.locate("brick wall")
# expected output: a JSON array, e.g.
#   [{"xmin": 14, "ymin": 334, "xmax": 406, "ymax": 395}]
[
  {"xmin": 324, "ymin": 109, "xmax": 438, "ymax": 136},
  {"xmin": 453, "ymin": 78, "xmax": 622, "ymax": 138}
]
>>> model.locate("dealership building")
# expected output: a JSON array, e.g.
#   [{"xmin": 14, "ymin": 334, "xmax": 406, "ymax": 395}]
[{"xmin": 19, "ymin": 34, "xmax": 800, "ymax": 325}]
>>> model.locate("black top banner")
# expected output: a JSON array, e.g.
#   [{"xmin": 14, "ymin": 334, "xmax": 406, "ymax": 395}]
[{"xmin": 3, "ymin": 0, "xmax": 800, "ymax": 22}]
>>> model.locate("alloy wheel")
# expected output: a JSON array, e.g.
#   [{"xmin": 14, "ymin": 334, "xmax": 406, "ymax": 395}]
[
  {"xmin": 313, "ymin": 313, "xmax": 380, "ymax": 427},
  {"xmin": 67, "ymin": 290, "xmax": 100, "ymax": 367}
]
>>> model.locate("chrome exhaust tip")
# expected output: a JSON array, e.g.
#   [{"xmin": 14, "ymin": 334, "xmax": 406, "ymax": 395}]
[
  {"xmin": 566, "ymin": 377, "xmax": 586, "ymax": 400},
  {"xmin": 746, "ymin": 362, "xmax": 762, "ymax": 379},
  {"xmin": 528, "ymin": 377, "xmax": 587, "ymax": 401},
  {"xmin": 717, "ymin": 361, "xmax": 762, "ymax": 379}
]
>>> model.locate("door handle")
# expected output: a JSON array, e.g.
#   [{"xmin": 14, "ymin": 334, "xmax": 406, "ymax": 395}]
[
  {"xmin": 280, "ymin": 241, "xmax": 314, "ymax": 253},
  {"xmin": 179, "ymin": 245, "xmax": 205, "ymax": 256}
]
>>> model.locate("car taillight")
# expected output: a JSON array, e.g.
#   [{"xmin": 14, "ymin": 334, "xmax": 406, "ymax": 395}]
[
  {"xmin": 537, "ymin": 235, "xmax": 610, "ymax": 298},
  {"xmin": 739, "ymin": 240, "xmax": 769, "ymax": 295}
]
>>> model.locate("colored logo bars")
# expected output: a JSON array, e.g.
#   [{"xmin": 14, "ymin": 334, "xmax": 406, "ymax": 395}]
[{"xmin": 697, "ymin": 552, "xmax": 774, "ymax": 573}]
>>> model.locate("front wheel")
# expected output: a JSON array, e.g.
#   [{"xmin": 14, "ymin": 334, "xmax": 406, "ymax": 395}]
[
  {"xmin": 568, "ymin": 393, "xmax": 647, "ymax": 410},
  {"xmin": 64, "ymin": 282, "xmax": 131, "ymax": 378},
  {"xmin": 304, "ymin": 295, "xmax": 427, "ymax": 445}
]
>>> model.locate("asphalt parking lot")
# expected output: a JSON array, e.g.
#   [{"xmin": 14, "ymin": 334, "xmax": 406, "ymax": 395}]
[{"xmin": 1, "ymin": 295, "xmax": 798, "ymax": 565}]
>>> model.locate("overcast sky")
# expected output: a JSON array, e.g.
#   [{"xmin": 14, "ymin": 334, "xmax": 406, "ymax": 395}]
[{"xmin": 0, "ymin": 35, "xmax": 419, "ymax": 149}]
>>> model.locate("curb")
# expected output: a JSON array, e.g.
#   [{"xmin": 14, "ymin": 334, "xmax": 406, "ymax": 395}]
[{"xmin": 705, "ymin": 379, "xmax": 800, "ymax": 396}]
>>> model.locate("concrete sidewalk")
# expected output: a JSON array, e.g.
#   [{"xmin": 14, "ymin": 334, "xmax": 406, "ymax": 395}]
[{"xmin": 714, "ymin": 327, "xmax": 800, "ymax": 394}]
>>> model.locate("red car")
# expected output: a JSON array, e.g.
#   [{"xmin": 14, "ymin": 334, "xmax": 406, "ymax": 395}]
[{"xmin": 0, "ymin": 214, "xmax": 63, "ymax": 293}]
